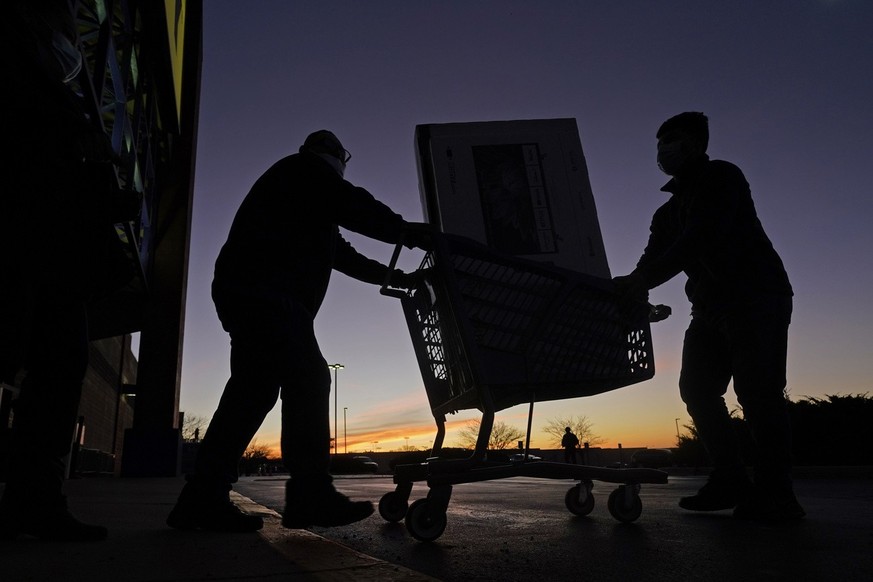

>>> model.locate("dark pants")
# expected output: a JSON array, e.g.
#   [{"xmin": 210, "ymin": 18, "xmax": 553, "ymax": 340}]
[
  {"xmin": 679, "ymin": 296, "xmax": 794, "ymax": 492},
  {"xmin": 193, "ymin": 294, "xmax": 332, "ymax": 489},
  {"xmin": 564, "ymin": 448, "xmax": 577, "ymax": 464},
  {"xmin": 1, "ymin": 293, "xmax": 89, "ymax": 503}
]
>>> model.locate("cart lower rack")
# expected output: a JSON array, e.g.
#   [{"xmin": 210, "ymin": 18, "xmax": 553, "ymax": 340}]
[{"xmin": 380, "ymin": 232, "xmax": 668, "ymax": 542}]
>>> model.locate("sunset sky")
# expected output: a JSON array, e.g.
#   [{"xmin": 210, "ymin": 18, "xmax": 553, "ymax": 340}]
[{"xmin": 176, "ymin": 1, "xmax": 872, "ymax": 457}]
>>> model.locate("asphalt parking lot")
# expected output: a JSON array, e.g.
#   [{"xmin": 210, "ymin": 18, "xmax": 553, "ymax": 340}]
[{"xmin": 237, "ymin": 467, "xmax": 873, "ymax": 582}]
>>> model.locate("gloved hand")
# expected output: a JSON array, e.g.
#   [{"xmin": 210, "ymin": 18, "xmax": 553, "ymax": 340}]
[
  {"xmin": 390, "ymin": 269, "xmax": 420, "ymax": 290},
  {"xmin": 402, "ymin": 222, "xmax": 436, "ymax": 251},
  {"xmin": 649, "ymin": 304, "xmax": 672, "ymax": 323}
]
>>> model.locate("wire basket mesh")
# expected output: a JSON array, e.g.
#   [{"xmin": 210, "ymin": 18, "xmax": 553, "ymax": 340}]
[{"xmin": 401, "ymin": 234, "xmax": 654, "ymax": 414}]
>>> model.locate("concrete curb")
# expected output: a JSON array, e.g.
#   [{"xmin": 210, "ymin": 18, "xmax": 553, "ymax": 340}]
[{"xmin": 231, "ymin": 492, "xmax": 440, "ymax": 582}]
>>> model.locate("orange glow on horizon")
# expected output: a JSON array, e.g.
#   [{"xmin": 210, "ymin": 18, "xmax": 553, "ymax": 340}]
[
  {"xmin": 254, "ymin": 416, "xmax": 678, "ymax": 460},
  {"xmin": 255, "ymin": 417, "xmax": 475, "ymax": 459}
]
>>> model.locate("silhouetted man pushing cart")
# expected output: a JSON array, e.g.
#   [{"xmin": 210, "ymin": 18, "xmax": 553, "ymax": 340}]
[{"xmin": 168, "ymin": 130, "xmax": 428, "ymax": 532}]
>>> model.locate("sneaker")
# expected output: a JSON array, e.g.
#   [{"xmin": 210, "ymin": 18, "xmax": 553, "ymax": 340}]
[
  {"xmin": 283, "ymin": 486, "xmax": 373, "ymax": 528},
  {"xmin": 167, "ymin": 482, "xmax": 263, "ymax": 532},
  {"xmin": 679, "ymin": 469, "xmax": 752, "ymax": 512},
  {"xmin": 734, "ymin": 488, "xmax": 806, "ymax": 521},
  {"xmin": 0, "ymin": 496, "xmax": 108, "ymax": 542}
]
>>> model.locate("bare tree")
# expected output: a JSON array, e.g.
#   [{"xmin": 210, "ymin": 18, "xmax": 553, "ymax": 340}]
[
  {"xmin": 181, "ymin": 413, "xmax": 209, "ymax": 443},
  {"xmin": 542, "ymin": 415, "xmax": 604, "ymax": 448},
  {"xmin": 239, "ymin": 438, "xmax": 273, "ymax": 476},
  {"xmin": 456, "ymin": 418, "xmax": 525, "ymax": 450}
]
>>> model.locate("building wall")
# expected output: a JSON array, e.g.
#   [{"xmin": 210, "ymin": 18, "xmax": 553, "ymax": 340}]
[
  {"xmin": 73, "ymin": 336, "xmax": 137, "ymax": 475},
  {"xmin": 0, "ymin": 336, "xmax": 137, "ymax": 479},
  {"xmin": 1, "ymin": 0, "xmax": 199, "ymax": 480}
]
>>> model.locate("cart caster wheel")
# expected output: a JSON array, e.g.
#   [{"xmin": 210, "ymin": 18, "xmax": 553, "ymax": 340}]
[
  {"xmin": 378, "ymin": 491, "xmax": 409, "ymax": 522},
  {"xmin": 405, "ymin": 498, "xmax": 447, "ymax": 542},
  {"xmin": 565, "ymin": 483, "xmax": 595, "ymax": 516},
  {"xmin": 607, "ymin": 486, "xmax": 643, "ymax": 523}
]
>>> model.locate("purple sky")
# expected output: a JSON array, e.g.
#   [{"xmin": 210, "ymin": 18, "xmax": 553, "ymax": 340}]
[{"xmin": 176, "ymin": 1, "xmax": 873, "ymax": 452}]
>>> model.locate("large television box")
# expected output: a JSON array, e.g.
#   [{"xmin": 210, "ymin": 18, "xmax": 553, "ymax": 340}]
[{"xmin": 415, "ymin": 118, "xmax": 610, "ymax": 278}]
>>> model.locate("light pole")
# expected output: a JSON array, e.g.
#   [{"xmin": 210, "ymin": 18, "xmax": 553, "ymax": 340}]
[
  {"xmin": 675, "ymin": 418, "xmax": 681, "ymax": 444},
  {"xmin": 343, "ymin": 407, "xmax": 348, "ymax": 454},
  {"xmin": 328, "ymin": 363, "xmax": 344, "ymax": 455}
]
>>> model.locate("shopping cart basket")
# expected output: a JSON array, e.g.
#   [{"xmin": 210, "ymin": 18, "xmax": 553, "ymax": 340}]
[{"xmin": 380, "ymin": 231, "xmax": 669, "ymax": 541}]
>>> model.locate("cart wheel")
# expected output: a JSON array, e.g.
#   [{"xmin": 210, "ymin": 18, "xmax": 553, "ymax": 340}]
[
  {"xmin": 564, "ymin": 483, "xmax": 595, "ymax": 516},
  {"xmin": 607, "ymin": 486, "xmax": 643, "ymax": 523},
  {"xmin": 405, "ymin": 498, "xmax": 447, "ymax": 542},
  {"xmin": 378, "ymin": 491, "xmax": 409, "ymax": 522}
]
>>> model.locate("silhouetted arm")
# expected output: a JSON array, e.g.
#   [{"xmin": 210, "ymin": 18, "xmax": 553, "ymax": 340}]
[
  {"xmin": 331, "ymin": 231, "xmax": 392, "ymax": 285},
  {"xmin": 328, "ymin": 179, "xmax": 406, "ymax": 245},
  {"xmin": 632, "ymin": 163, "xmax": 745, "ymax": 290}
]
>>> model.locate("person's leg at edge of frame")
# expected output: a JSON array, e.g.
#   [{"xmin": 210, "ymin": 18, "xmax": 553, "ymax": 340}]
[
  {"xmin": 0, "ymin": 299, "xmax": 108, "ymax": 541},
  {"xmin": 677, "ymin": 314, "xmax": 752, "ymax": 512}
]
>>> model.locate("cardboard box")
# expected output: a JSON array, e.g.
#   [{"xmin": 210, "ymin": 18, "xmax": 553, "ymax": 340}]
[{"xmin": 415, "ymin": 118, "xmax": 610, "ymax": 278}]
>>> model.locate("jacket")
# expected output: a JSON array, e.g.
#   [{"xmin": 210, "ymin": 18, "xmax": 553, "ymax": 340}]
[
  {"xmin": 212, "ymin": 151, "xmax": 406, "ymax": 315},
  {"xmin": 633, "ymin": 156, "xmax": 792, "ymax": 314}
]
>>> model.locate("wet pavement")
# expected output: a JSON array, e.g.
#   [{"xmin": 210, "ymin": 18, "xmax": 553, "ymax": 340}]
[
  {"xmin": 0, "ymin": 468, "xmax": 869, "ymax": 581},
  {"xmin": 236, "ymin": 468, "xmax": 873, "ymax": 582}
]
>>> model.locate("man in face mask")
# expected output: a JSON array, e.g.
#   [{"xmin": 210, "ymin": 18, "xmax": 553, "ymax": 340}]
[
  {"xmin": 656, "ymin": 125, "xmax": 705, "ymax": 176},
  {"xmin": 167, "ymin": 130, "xmax": 429, "ymax": 532},
  {"xmin": 613, "ymin": 112, "xmax": 803, "ymax": 521},
  {"xmin": 305, "ymin": 130, "xmax": 351, "ymax": 177}
]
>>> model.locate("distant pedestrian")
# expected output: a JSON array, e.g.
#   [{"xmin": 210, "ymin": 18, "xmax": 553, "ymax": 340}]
[{"xmin": 562, "ymin": 427, "xmax": 580, "ymax": 464}]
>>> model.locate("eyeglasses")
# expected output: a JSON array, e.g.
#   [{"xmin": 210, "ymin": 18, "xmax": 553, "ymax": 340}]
[{"xmin": 339, "ymin": 149, "xmax": 352, "ymax": 164}]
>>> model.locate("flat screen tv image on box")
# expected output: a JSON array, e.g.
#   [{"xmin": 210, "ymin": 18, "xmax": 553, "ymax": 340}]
[
  {"xmin": 415, "ymin": 118, "xmax": 610, "ymax": 278},
  {"xmin": 472, "ymin": 143, "xmax": 556, "ymax": 255}
]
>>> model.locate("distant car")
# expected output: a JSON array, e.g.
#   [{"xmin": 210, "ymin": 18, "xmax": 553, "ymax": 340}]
[
  {"xmin": 630, "ymin": 448, "xmax": 675, "ymax": 469},
  {"xmin": 509, "ymin": 453, "xmax": 543, "ymax": 463},
  {"xmin": 390, "ymin": 447, "xmax": 470, "ymax": 470},
  {"xmin": 352, "ymin": 456, "xmax": 379, "ymax": 473},
  {"xmin": 329, "ymin": 454, "xmax": 379, "ymax": 474}
]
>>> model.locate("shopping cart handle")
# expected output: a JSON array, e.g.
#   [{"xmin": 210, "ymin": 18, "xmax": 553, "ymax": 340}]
[
  {"xmin": 381, "ymin": 284, "xmax": 408, "ymax": 299},
  {"xmin": 381, "ymin": 235, "xmax": 409, "ymax": 298},
  {"xmin": 380, "ymin": 225, "xmax": 438, "ymax": 298}
]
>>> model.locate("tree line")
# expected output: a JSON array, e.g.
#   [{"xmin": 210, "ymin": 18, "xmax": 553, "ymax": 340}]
[
  {"xmin": 675, "ymin": 393, "xmax": 872, "ymax": 467},
  {"xmin": 451, "ymin": 393, "xmax": 873, "ymax": 468}
]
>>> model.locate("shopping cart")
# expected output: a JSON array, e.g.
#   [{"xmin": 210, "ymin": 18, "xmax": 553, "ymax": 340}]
[{"xmin": 380, "ymin": 231, "xmax": 669, "ymax": 542}]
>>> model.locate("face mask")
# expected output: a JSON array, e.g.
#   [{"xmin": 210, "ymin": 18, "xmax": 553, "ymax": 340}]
[
  {"xmin": 656, "ymin": 142, "xmax": 689, "ymax": 176},
  {"xmin": 315, "ymin": 153, "xmax": 346, "ymax": 178}
]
